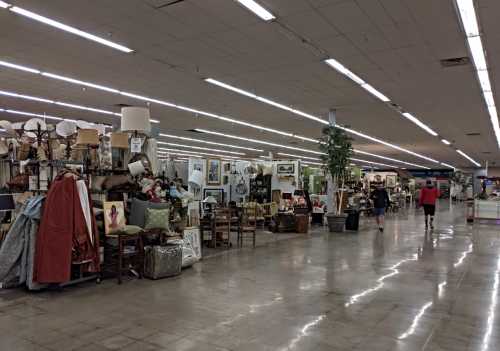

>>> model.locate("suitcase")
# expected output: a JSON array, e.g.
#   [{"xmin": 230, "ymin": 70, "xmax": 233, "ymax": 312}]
[{"xmin": 144, "ymin": 244, "xmax": 182, "ymax": 279}]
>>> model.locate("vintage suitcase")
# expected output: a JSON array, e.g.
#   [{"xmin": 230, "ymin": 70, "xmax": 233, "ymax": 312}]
[{"xmin": 143, "ymin": 244, "xmax": 182, "ymax": 279}]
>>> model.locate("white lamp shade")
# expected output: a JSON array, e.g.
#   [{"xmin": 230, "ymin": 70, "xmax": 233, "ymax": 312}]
[
  {"xmin": 188, "ymin": 169, "xmax": 203, "ymax": 188},
  {"xmin": 121, "ymin": 106, "xmax": 151, "ymax": 133},
  {"xmin": 202, "ymin": 196, "xmax": 218, "ymax": 204}
]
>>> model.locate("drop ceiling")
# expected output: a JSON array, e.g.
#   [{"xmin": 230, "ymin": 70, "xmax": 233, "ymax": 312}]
[{"xmin": 0, "ymin": 0, "xmax": 498, "ymax": 168}]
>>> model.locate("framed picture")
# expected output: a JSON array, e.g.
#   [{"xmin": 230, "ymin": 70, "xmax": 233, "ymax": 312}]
[
  {"xmin": 277, "ymin": 163, "xmax": 295, "ymax": 174},
  {"xmin": 206, "ymin": 158, "xmax": 221, "ymax": 185},
  {"xmin": 386, "ymin": 175, "xmax": 397, "ymax": 188},
  {"xmin": 103, "ymin": 201, "xmax": 126, "ymax": 234},
  {"xmin": 203, "ymin": 188, "xmax": 224, "ymax": 206}
]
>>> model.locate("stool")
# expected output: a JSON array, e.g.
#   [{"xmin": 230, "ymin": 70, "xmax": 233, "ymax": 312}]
[{"xmin": 104, "ymin": 233, "xmax": 144, "ymax": 284}]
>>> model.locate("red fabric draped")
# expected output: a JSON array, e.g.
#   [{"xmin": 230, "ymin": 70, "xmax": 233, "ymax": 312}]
[{"xmin": 34, "ymin": 176, "xmax": 99, "ymax": 284}]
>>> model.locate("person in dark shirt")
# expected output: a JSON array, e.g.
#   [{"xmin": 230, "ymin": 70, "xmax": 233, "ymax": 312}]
[{"xmin": 370, "ymin": 183, "xmax": 390, "ymax": 232}]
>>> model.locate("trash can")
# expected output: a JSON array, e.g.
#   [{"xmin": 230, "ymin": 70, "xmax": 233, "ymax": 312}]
[{"xmin": 344, "ymin": 209, "xmax": 360, "ymax": 231}]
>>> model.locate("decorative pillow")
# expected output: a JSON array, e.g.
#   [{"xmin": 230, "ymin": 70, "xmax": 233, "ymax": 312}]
[
  {"xmin": 144, "ymin": 208, "xmax": 170, "ymax": 230},
  {"xmin": 129, "ymin": 198, "xmax": 170, "ymax": 228},
  {"xmin": 108, "ymin": 225, "xmax": 143, "ymax": 235}
]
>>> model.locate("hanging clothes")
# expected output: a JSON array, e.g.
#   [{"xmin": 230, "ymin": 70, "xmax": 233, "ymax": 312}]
[
  {"xmin": 34, "ymin": 174, "xmax": 99, "ymax": 284},
  {"xmin": 0, "ymin": 195, "xmax": 46, "ymax": 290}
]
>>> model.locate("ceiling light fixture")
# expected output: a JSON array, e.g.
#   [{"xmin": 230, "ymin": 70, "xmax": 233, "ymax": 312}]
[
  {"xmin": 440, "ymin": 162, "xmax": 456, "ymax": 170},
  {"xmin": 205, "ymin": 77, "xmax": 443, "ymax": 163},
  {"xmin": 401, "ymin": 113, "xmax": 438, "ymax": 136},
  {"xmin": 3, "ymin": 5, "xmax": 133, "ymax": 53},
  {"xmin": 0, "ymin": 58, "xmax": 445, "ymax": 164},
  {"xmin": 0, "ymin": 89, "xmax": 160, "ymax": 123},
  {"xmin": 350, "ymin": 158, "xmax": 398, "ymax": 169},
  {"xmin": 336, "ymin": 125, "xmax": 440, "ymax": 164},
  {"xmin": 157, "ymin": 141, "xmax": 245, "ymax": 155},
  {"xmin": 205, "ymin": 78, "xmax": 326, "ymax": 124},
  {"xmin": 1, "ymin": 107, "xmax": 110, "ymax": 128},
  {"xmin": 360, "ymin": 84, "xmax": 390, "ymax": 102},
  {"xmin": 455, "ymin": 0, "xmax": 500, "ymax": 148},
  {"xmin": 441, "ymin": 139, "xmax": 451, "ymax": 145},
  {"xmin": 194, "ymin": 128, "xmax": 324, "ymax": 155},
  {"xmin": 353, "ymin": 150, "xmax": 430, "ymax": 169},
  {"xmin": 324, "ymin": 59, "xmax": 444, "ymax": 140},
  {"xmin": 159, "ymin": 133, "xmax": 263, "ymax": 152},
  {"xmin": 236, "ymin": 0, "xmax": 275, "ymax": 21},
  {"xmin": 456, "ymin": 149, "xmax": 481, "ymax": 167},
  {"xmin": 277, "ymin": 152, "xmax": 321, "ymax": 161},
  {"xmin": 0, "ymin": 60, "xmax": 40, "ymax": 74},
  {"xmin": 158, "ymin": 147, "xmax": 239, "ymax": 159}
]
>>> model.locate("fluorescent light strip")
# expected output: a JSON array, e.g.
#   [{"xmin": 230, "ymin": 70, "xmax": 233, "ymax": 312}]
[
  {"xmin": 0, "ymin": 58, "xmax": 442, "ymax": 164},
  {"xmin": 360, "ymin": 84, "xmax": 390, "ymax": 102},
  {"xmin": 337, "ymin": 125, "xmax": 440, "ymax": 163},
  {"xmin": 440, "ymin": 162, "xmax": 456, "ymax": 170},
  {"xmin": 456, "ymin": 149, "xmax": 481, "ymax": 167},
  {"xmin": 159, "ymin": 133, "xmax": 263, "ymax": 152},
  {"xmin": 4, "ymin": 5, "xmax": 132, "ymax": 53},
  {"xmin": 205, "ymin": 77, "xmax": 442, "ymax": 164},
  {"xmin": 353, "ymin": 150, "xmax": 430, "ymax": 169},
  {"xmin": 158, "ymin": 147, "xmax": 239, "ymax": 159},
  {"xmin": 325, "ymin": 59, "xmax": 444, "ymax": 138},
  {"xmin": 237, "ymin": 0, "xmax": 275, "ymax": 21},
  {"xmin": 456, "ymin": 0, "xmax": 500, "ymax": 148},
  {"xmin": 195, "ymin": 129, "xmax": 323, "ymax": 155},
  {"xmin": 441, "ymin": 139, "xmax": 451, "ymax": 145},
  {"xmin": 1, "ymin": 107, "xmax": 111, "ymax": 127},
  {"xmin": 456, "ymin": 0, "xmax": 480, "ymax": 37},
  {"xmin": 157, "ymin": 141, "xmax": 245, "ymax": 155},
  {"xmin": 0, "ymin": 60, "xmax": 40, "ymax": 74},
  {"xmin": 0, "ymin": 89, "xmax": 160, "ymax": 123},
  {"xmin": 401, "ymin": 113, "xmax": 438, "ymax": 136},
  {"xmin": 278, "ymin": 152, "xmax": 321, "ymax": 161},
  {"xmin": 205, "ymin": 78, "xmax": 326, "ymax": 124},
  {"xmin": 351, "ymin": 158, "xmax": 398, "ymax": 168}
]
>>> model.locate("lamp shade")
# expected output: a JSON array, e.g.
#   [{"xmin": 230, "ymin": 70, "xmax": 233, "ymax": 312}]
[
  {"xmin": 188, "ymin": 169, "xmax": 203, "ymax": 188},
  {"xmin": 76, "ymin": 129, "xmax": 99, "ymax": 146},
  {"xmin": 121, "ymin": 106, "xmax": 151, "ymax": 133},
  {"xmin": 202, "ymin": 196, "xmax": 218, "ymax": 204}
]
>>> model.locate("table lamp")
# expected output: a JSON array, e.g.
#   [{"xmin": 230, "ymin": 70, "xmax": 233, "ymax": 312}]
[
  {"xmin": 202, "ymin": 195, "xmax": 218, "ymax": 215},
  {"xmin": 121, "ymin": 106, "xmax": 151, "ymax": 135}
]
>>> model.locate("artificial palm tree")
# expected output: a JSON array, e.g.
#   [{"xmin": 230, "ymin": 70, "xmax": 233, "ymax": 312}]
[{"xmin": 319, "ymin": 125, "xmax": 353, "ymax": 230}]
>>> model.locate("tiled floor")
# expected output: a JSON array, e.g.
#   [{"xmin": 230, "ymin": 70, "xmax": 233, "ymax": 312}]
[{"xmin": 1, "ymin": 201, "xmax": 499, "ymax": 350}]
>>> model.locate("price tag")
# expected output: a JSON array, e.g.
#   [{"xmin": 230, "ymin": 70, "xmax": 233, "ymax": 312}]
[{"xmin": 130, "ymin": 138, "xmax": 142, "ymax": 153}]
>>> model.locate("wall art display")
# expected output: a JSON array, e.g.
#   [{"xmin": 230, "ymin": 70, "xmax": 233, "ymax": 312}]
[
  {"xmin": 386, "ymin": 175, "xmax": 397, "ymax": 188},
  {"xmin": 277, "ymin": 163, "xmax": 295, "ymax": 175},
  {"xmin": 103, "ymin": 201, "xmax": 126, "ymax": 234},
  {"xmin": 203, "ymin": 188, "xmax": 224, "ymax": 205},
  {"xmin": 206, "ymin": 158, "xmax": 221, "ymax": 185}
]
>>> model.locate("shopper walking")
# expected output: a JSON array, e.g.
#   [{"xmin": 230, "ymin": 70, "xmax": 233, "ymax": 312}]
[
  {"xmin": 419, "ymin": 180, "xmax": 440, "ymax": 230},
  {"xmin": 370, "ymin": 184, "xmax": 390, "ymax": 232}
]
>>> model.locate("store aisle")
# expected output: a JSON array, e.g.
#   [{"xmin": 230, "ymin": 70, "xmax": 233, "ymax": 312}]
[{"xmin": 0, "ymin": 201, "xmax": 499, "ymax": 351}]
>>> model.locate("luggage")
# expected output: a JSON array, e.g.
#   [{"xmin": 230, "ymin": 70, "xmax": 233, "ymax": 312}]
[{"xmin": 143, "ymin": 244, "xmax": 182, "ymax": 279}]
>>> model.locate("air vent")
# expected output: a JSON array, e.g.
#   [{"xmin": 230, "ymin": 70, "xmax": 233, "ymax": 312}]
[
  {"xmin": 440, "ymin": 57, "xmax": 470, "ymax": 67},
  {"xmin": 186, "ymin": 129, "xmax": 203, "ymax": 133},
  {"xmin": 483, "ymin": 151, "xmax": 491, "ymax": 154},
  {"xmin": 156, "ymin": 0, "xmax": 186, "ymax": 9},
  {"xmin": 465, "ymin": 132, "xmax": 481, "ymax": 136}
]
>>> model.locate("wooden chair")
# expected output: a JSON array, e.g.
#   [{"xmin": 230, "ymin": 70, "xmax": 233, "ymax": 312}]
[
  {"xmin": 238, "ymin": 206, "xmax": 257, "ymax": 248},
  {"xmin": 213, "ymin": 208, "xmax": 231, "ymax": 248}
]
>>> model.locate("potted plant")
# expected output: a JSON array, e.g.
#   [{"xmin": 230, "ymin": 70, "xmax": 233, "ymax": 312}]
[{"xmin": 319, "ymin": 125, "xmax": 353, "ymax": 232}]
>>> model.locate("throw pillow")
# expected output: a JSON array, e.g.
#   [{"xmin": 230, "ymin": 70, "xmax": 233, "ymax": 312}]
[
  {"xmin": 144, "ymin": 208, "xmax": 170, "ymax": 230},
  {"xmin": 129, "ymin": 198, "xmax": 170, "ymax": 228}
]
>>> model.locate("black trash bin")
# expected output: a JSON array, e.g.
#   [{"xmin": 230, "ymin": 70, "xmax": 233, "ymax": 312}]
[{"xmin": 344, "ymin": 209, "xmax": 360, "ymax": 231}]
